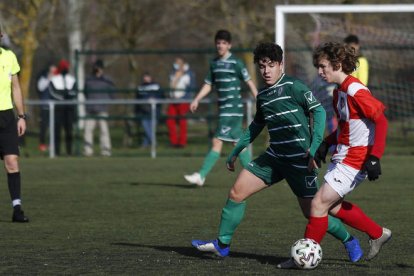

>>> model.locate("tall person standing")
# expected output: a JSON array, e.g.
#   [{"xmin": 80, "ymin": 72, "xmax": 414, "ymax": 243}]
[
  {"xmin": 49, "ymin": 59, "xmax": 77, "ymax": 156},
  {"xmin": 0, "ymin": 25, "xmax": 29, "ymax": 222},
  {"xmin": 166, "ymin": 57, "xmax": 195, "ymax": 148},
  {"xmin": 83, "ymin": 59, "xmax": 114, "ymax": 157},
  {"xmin": 184, "ymin": 29, "xmax": 258, "ymax": 186}
]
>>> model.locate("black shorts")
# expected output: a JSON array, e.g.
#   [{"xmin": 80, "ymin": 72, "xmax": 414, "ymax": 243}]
[{"xmin": 0, "ymin": 109, "xmax": 19, "ymax": 158}]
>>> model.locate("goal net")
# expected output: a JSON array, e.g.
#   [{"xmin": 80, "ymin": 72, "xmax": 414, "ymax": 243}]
[{"xmin": 275, "ymin": 4, "xmax": 414, "ymax": 137}]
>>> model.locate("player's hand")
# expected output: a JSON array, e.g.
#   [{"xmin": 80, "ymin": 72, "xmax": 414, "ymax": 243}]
[
  {"xmin": 17, "ymin": 118, "xmax": 26, "ymax": 136},
  {"xmin": 190, "ymin": 100, "xmax": 199, "ymax": 113},
  {"xmin": 363, "ymin": 155, "xmax": 382, "ymax": 181},
  {"xmin": 226, "ymin": 155, "xmax": 237, "ymax": 172},
  {"xmin": 314, "ymin": 141, "xmax": 329, "ymax": 168},
  {"xmin": 303, "ymin": 150, "xmax": 318, "ymax": 172}
]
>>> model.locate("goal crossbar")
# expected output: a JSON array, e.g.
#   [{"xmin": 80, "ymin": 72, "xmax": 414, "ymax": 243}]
[{"xmin": 275, "ymin": 4, "xmax": 414, "ymax": 50}]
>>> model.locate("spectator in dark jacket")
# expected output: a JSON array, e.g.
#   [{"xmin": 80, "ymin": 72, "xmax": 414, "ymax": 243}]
[
  {"xmin": 135, "ymin": 72, "xmax": 163, "ymax": 148},
  {"xmin": 83, "ymin": 59, "xmax": 115, "ymax": 157}
]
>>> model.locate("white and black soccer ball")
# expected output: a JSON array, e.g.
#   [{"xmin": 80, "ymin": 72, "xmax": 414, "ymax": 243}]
[{"xmin": 290, "ymin": 238, "xmax": 322, "ymax": 269}]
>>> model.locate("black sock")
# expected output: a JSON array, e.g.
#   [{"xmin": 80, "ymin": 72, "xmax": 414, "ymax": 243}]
[
  {"xmin": 7, "ymin": 172, "xmax": 21, "ymax": 204},
  {"xmin": 217, "ymin": 239, "xmax": 229, "ymax": 249},
  {"xmin": 345, "ymin": 236, "xmax": 354, "ymax": 243}
]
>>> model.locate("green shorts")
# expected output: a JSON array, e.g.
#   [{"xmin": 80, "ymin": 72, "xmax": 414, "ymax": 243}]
[
  {"xmin": 245, "ymin": 152, "xmax": 319, "ymax": 198},
  {"xmin": 214, "ymin": 116, "xmax": 243, "ymax": 142}
]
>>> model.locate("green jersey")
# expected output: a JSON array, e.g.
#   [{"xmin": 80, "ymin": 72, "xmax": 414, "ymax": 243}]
[
  {"xmin": 254, "ymin": 73, "xmax": 321, "ymax": 159},
  {"xmin": 205, "ymin": 53, "xmax": 251, "ymax": 118}
]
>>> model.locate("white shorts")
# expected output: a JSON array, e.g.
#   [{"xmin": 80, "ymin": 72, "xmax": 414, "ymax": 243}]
[{"xmin": 324, "ymin": 162, "xmax": 367, "ymax": 198}]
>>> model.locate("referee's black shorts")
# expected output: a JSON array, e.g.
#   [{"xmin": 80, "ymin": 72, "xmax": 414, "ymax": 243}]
[{"xmin": 0, "ymin": 109, "xmax": 20, "ymax": 158}]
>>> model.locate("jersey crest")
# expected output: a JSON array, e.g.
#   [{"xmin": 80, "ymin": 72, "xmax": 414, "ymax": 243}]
[
  {"xmin": 305, "ymin": 176, "xmax": 317, "ymax": 188},
  {"xmin": 220, "ymin": 126, "xmax": 231, "ymax": 135},
  {"xmin": 304, "ymin": 91, "xmax": 317, "ymax": 104}
]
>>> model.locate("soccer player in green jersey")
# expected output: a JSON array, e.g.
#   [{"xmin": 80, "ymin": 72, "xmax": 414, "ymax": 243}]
[
  {"xmin": 191, "ymin": 42, "xmax": 363, "ymax": 265},
  {"xmin": 184, "ymin": 29, "xmax": 258, "ymax": 186}
]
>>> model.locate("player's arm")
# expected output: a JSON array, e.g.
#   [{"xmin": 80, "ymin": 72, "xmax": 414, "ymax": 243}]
[
  {"xmin": 12, "ymin": 74, "xmax": 26, "ymax": 136},
  {"xmin": 246, "ymin": 79, "xmax": 258, "ymax": 98},
  {"xmin": 307, "ymin": 105, "xmax": 326, "ymax": 170},
  {"xmin": 190, "ymin": 83, "xmax": 211, "ymax": 113},
  {"xmin": 364, "ymin": 111, "xmax": 387, "ymax": 181},
  {"xmin": 226, "ymin": 120, "xmax": 265, "ymax": 171},
  {"xmin": 351, "ymin": 90, "xmax": 387, "ymax": 180}
]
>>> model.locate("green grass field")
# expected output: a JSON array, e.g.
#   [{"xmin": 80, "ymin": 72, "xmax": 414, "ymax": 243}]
[{"xmin": 0, "ymin": 155, "xmax": 412, "ymax": 275}]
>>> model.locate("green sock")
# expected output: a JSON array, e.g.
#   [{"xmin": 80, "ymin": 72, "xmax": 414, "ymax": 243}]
[
  {"xmin": 238, "ymin": 149, "xmax": 251, "ymax": 168},
  {"xmin": 218, "ymin": 199, "xmax": 246, "ymax": 245},
  {"xmin": 327, "ymin": 215, "xmax": 351, "ymax": 243},
  {"xmin": 199, "ymin": 150, "xmax": 220, "ymax": 178}
]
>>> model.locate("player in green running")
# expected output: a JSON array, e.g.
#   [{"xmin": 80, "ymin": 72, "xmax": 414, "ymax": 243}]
[
  {"xmin": 184, "ymin": 29, "xmax": 258, "ymax": 187},
  {"xmin": 191, "ymin": 42, "xmax": 363, "ymax": 265}
]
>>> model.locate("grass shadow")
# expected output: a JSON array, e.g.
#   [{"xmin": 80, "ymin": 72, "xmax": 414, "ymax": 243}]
[
  {"xmin": 112, "ymin": 243, "xmax": 378, "ymax": 268},
  {"xmin": 129, "ymin": 182, "xmax": 198, "ymax": 189},
  {"xmin": 112, "ymin": 242, "xmax": 285, "ymax": 264}
]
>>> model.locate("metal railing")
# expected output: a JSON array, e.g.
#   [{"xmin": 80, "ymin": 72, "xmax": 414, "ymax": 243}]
[{"xmin": 25, "ymin": 98, "xmax": 254, "ymax": 158}]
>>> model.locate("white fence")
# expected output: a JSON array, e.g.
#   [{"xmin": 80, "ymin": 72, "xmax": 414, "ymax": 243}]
[{"xmin": 25, "ymin": 98, "xmax": 255, "ymax": 158}]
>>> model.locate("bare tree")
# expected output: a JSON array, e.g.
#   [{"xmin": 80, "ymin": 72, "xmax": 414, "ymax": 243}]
[{"xmin": 0, "ymin": 0, "xmax": 58, "ymax": 99}]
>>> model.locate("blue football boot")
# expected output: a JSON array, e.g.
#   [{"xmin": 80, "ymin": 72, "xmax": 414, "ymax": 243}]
[
  {"xmin": 344, "ymin": 236, "xmax": 363, "ymax": 262},
  {"xmin": 191, "ymin": 239, "xmax": 230, "ymax": 257}
]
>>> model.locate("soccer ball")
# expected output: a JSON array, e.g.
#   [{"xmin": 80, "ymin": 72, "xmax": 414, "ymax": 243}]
[{"xmin": 290, "ymin": 238, "xmax": 322, "ymax": 269}]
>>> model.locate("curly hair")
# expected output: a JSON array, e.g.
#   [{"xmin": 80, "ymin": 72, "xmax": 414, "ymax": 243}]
[
  {"xmin": 253, "ymin": 42, "xmax": 283, "ymax": 64},
  {"xmin": 313, "ymin": 42, "xmax": 358, "ymax": 74}
]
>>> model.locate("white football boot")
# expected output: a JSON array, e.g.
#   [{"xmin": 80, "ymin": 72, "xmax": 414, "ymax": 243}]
[
  {"xmin": 184, "ymin": 172, "xmax": 205, "ymax": 186},
  {"xmin": 366, "ymin": 227, "xmax": 392, "ymax": 260}
]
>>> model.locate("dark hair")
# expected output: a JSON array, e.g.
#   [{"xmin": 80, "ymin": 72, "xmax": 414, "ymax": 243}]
[
  {"xmin": 94, "ymin": 59, "xmax": 104, "ymax": 69},
  {"xmin": 253, "ymin": 42, "xmax": 283, "ymax": 64},
  {"xmin": 313, "ymin": 42, "xmax": 357, "ymax": 74},
  {"xmin": 344, "ymin": 34, "xmax": 359, "ymax": 44},
  {"xmin": 215, "ymin": 29, "xmax": 232, "ymax": 43}
]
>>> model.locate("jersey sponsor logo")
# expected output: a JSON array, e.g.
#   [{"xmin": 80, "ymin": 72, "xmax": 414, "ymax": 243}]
[
  {"xmin": 337, "ymin": 92, "xmax": 349, "ymax": 122},
  {"xmin": 217, "ymin": 61, "xmax": 232, "ymax": 70},
  {"xmin": 266, "ymin": 87, "xmax": 284, "ymax": 97},
  {"xmin": 304, "ymin": 91, "xmax": 317, "ymax": 104},
  {"xmin": 305, "ymin": 176, "xmax": 317, "ymax": 188},
  {"xmin": 220, "ymin": 126, "xmax": 231, "ymax": 135},
  {"xmin": 277, "ymin": 87, "xmax": 283, "ymax": 96}
]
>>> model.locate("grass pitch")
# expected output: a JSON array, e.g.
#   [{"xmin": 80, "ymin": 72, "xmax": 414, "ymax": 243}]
[{"xmin": 0, "ymin": 155, "xmax": 413, "ymax": 275}]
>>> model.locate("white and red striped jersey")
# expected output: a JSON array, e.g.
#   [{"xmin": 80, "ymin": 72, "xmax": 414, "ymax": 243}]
[{"xmin": 331, "ymin": 75, "xmax": 385, "ymax": 170}]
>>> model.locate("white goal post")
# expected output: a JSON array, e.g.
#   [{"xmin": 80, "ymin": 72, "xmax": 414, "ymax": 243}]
[
  {"xmin": 275, "ymin": 4, "xmax": 414, "ymax": 50},
  {"xmin": 274, "ymin": 4, "xmax": 414, "ymax": 137}
]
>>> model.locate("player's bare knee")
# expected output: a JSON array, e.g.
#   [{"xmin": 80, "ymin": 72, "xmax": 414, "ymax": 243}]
[
  {"xmin": 310, "ymin": 197, "xmax": 326, "ymax": 214},
  {"xmin": 4, "ymin": 158, "xmax": 19, "ymax": 173},
  {"xmin": 228, "ymin": 187, "xmax": 244, "ymax": 202}
]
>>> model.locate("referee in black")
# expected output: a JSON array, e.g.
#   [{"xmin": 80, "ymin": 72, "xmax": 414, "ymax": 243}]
[{"xmin": 0, "ymin": 25, "xmax": 29, "ymax": 222}]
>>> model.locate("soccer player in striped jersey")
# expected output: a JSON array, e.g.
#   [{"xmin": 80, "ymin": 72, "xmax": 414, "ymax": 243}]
[
  {"xmin": 184, "ymin": 29, "xmax": 258, "ymax": 186},
  {"xmin": 287, "ymin": 42, "xmax": 391, "ymax": 269},
  {"xmin": 192, "ymin": 42, "xmax": 363, "ymax": 264}
]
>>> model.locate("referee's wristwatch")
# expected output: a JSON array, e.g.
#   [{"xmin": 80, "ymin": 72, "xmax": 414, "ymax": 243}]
[{"xmin": 17, "ymin": 114, "xmax": 27, "ymax": 120}]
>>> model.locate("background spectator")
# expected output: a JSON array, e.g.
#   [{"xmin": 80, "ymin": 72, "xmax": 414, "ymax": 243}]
[
  {"xmin": 166, "ymin": 57, "xmax": 195, "ymax": 148},
  {"xmin": 36, "ymin": 63, "xmax": 57, "ymax": 152},
  {"xmin": 83, "ymin": 59, "xmax": 114, "ymax": 157},
  {"xmin": 135, "ymin": 72, "xmax": 163, "ymax": 148},
  {"xmin": 344, "ymin": 34, "xmax": 369, "ymax": 86},
  {"xmin": 49, "ymin": 59, "xmax": 77, "ymax": 156}
]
